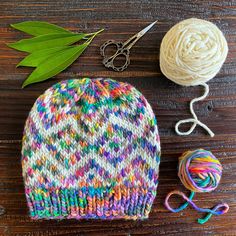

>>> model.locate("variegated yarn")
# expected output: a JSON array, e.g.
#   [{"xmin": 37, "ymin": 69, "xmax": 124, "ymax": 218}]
[
  {"xmin": 165, "ymin": 149, "xmax": 229, "ymax": 224},
  {"xmin": 21, "ymin": 78, "xmax": 161, "ymax": 220},
  {"xmin": 160, "ymin": 18, "xmax": 228, "ymax": 137}
]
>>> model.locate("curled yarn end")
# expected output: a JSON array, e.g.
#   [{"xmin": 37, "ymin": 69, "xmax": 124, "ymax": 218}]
[
  {"xmin": 198, "ymin": 202, "xmax": 229, "ymax": 224},
  {"xmin": 165, "ymin": 190, "xmax": 195, "ymax": 213},
  {"xmin": 165, "ymin": 190, "xmax": 229, "ymax": 224},
  {"xmin": 175, "ymin": 83, "xmax": 215, "ymax": 137}
]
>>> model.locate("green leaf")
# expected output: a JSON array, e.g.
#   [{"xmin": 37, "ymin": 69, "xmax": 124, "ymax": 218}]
[
  {"xmin": 11, "ymin": 21, "xmax": 70, "ymax": 36},
  {"xmin": 7, "ymin": 33, "xmax": 86, "ymax": 53},
  {"xmin": 22, "ymin": 44, "xmax": 88, "ymax": 88},
  {"xmin": 17, "ymin": 46, "xmax": 70, "ymax": 67}
]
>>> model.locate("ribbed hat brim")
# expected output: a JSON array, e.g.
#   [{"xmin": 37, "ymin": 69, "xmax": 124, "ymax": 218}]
[{"xmin": 25, "ymin": 185, "xmax": 157, "ymax": 220}]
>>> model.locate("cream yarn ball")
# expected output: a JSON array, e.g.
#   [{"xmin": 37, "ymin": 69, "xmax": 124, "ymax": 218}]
[{"xmin": 160, "ymin": 18, "xmax": 228, "ymax": 86}]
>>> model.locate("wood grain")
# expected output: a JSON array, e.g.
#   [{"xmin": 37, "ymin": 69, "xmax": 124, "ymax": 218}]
[{"xmin": 0, "ymin": 0, "xmax": 235, "ymax": 235}]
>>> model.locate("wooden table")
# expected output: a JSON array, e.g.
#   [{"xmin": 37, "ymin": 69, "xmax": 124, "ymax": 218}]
[{"xmin": 0, "ymin": 1, "xmax": 235, "ymax": 235}]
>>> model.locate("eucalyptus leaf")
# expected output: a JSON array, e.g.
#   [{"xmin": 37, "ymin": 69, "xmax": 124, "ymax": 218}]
[
  {"xmin": 22, "ymin": 44, "xmax": 88, "ymax": 88},
  {"xmin": 11, "ymin": 21, "xmax": 70, "ymax": 36},
  {"xmin": 8, "ymin": 33, "xmax": 86, "ymax": 53},
  {"xmin": 17, "ymin": 46, "xmax": 70, "ymax": 67}
]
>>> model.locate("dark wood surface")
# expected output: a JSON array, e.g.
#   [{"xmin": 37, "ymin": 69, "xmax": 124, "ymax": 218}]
[{"xmin": 0, "ymin": 0, "xmax": 236, "ymax": 235}]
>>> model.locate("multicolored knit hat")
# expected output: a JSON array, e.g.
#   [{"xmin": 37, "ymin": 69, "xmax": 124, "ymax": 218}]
[{"xmin": 21, "ymin": 78, "xmax": 161, "ymax": 220}]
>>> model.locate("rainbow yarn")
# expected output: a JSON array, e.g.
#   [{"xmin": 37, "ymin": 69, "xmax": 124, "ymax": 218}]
[
  {"xmin": 21, "ymin": 78, "xmax": 161, "ymax": 220},
  {"xmin": 178, "ymin": 149, "xmax": 222, "ymax": 192},
  {"xmin": 165, "ymin": 149, "xmax": 229, "ymax": 224}
]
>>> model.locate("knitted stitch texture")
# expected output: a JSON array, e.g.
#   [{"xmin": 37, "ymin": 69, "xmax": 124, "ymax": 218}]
[{"xmin": 21, "ymin": 78, "xmax": 161, "ymax": 220}]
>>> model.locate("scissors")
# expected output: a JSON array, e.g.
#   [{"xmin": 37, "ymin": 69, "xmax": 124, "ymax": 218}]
[{"xmin": 100, "ymin": 20, "xmax": 157, "ymax": 72}]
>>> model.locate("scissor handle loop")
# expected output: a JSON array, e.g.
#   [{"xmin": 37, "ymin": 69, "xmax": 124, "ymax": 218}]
[
  {"xmin": 100, "ymin": 40, "xmax": 122, "ymax": 56},
  {"xmin": 100, "ymin": 40, "xmax": 130, "ymax": 72}
]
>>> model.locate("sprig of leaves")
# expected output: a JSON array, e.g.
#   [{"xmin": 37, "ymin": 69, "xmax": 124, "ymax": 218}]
[{"xmin": 8, "ymin": 21, "xmax": 104, "ymax": 88}]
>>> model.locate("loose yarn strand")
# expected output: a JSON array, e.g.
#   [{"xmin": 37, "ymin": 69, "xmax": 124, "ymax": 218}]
[
  {"xmin": 175, "ymin": 83, "xmax": 215, "ymax": 137},
  {"xmin": 165, "ymin": 191, "xmax": 195, "ymax": 213},
  {"xmin": 165, "ymin": 190, "xmax": 229, "ymax": 224}
]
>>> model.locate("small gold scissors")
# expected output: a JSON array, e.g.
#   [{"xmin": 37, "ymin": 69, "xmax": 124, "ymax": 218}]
[{"xmin": 100, "ymin": 20, "xmax": 157, "ymax": 72}]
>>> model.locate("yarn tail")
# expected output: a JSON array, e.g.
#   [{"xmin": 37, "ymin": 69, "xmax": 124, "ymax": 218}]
[
  {"xmin": 165, "ymin": 190, "xmax": 229, "ymax": 224},
  {"xmin": 175, "ymin": 82, "xmax": 215, "ymax": 137}
]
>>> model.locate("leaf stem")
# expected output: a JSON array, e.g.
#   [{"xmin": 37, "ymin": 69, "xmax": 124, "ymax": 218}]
[
  {"xmin": 85, "ymin": 29, "xmax": 104, "ymax": 44},
  {"xmin": 86, "ymin": 28, "xmax": 104, "ymax": 37}
]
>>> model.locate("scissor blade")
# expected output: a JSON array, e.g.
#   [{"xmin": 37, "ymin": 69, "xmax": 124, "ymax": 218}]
[
  {"xmin": 139, "ymin": 20, "xmax": 158, "ymax": 36},
  {"xmin": 124, "ymin": 20, "xmax": 157, "ymax": 49}
]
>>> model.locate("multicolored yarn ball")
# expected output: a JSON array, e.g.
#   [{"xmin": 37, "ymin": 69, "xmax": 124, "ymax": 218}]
[
  {"xmin": 178, "ymin": 149, "xmax": 222, "ymax": 193},
  {"xmin": 165, "ymin": 149, "xmax": 229, "ymax": 224},
  {"xmin": 21, "ymin": 78, "xmax": 161, "ymax": 220}
]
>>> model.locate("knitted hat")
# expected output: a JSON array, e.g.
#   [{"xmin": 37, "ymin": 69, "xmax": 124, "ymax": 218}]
[{"xmin": 21, "ymin": 78, "xmax": 161, "ymax": 220}]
